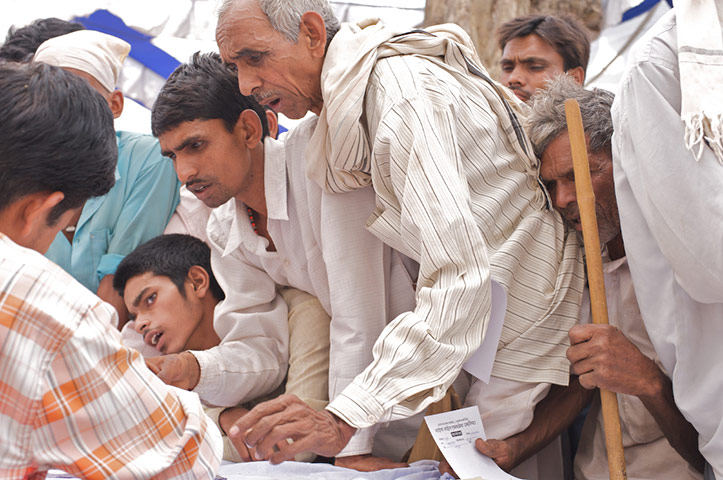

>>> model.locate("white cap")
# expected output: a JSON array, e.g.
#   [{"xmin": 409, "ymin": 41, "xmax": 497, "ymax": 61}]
[{"xmin": 33, "ymin": 30, "xmax": 130, "ymax": 92}]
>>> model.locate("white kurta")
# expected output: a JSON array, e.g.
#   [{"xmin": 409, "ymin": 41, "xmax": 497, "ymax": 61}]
[
  {"xmin": 575, "ymin": 256, "xmax": 701, "ymax": 480},
  {"xmin": 612, "ymin": 10, "xmax": 723, "ymax": 477},
  {"xmin": 206, "ymin": 117, "xmax": 417, "ymax": 456}
]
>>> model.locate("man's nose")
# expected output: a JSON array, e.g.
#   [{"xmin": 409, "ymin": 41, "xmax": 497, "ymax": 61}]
[
  {"xmin": 237, "ymin": 68, "xmax": 262, "ymax": 97},
  {"xmin": 174, "ymin": 157, "xmax": 198, "ymax": 185},
  {"xmin": 553, "ymin": 182, "xmax": 577, "ymax": 210},
  {"xmin": 507, "ymin": 65, "xmax": 526, "ymax": 87},
  {"xmin": 133, "ymin": 315, "xmax": 149, "ymax": 334}
]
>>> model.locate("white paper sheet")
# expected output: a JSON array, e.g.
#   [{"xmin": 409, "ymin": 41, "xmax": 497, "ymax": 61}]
[
  {"xmin": 424, "ymin": 406, "xmax": 524, "ymax": 480},
  {"xmin": 462, "ymin": 280, "xmax": 507, "ymax": 383}
]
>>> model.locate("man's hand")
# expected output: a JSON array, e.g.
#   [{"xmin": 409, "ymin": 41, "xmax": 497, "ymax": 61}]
[
  {"xmin": 145, "ymin": 351, "xmax": 201, "ymax": 391},
  {"xmin": 567, "ymin": 324, "xmax": 664, "ymax": 398},
  {"xmin": 227, "ymin": 394, "xmax": 357, "ymax": 464},
  {"xmin": 335, "ymin": 454, "xmax": 408, "ymax": 472},
  {"xmin": 475, "ymin": 437, "xmax": 522, "ymax": 472}
]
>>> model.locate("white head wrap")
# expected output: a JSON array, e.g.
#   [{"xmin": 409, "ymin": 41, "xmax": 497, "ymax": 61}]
[{"xmin": 33, "ymin": 30, "xmax": 130, "ymax": 92}]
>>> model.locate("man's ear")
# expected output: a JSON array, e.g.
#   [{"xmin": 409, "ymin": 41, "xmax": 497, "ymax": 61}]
[
  {"xmin": 300, "ymin": 11, "xmax": 327, "ymax": 58},
  {"xmin": 237, "ymin": 109, "xmax": 264, "ymax": 148},
  {"xmin": 187, "ymin": 265, "xmax": 211, "ymax": 298},
  {"xmin": 567, "ymin": 67, "xmax": 585, "ymax": 86},
  {"xmin": 19, "ymin": 191, "xmax": 65, "ymax": 238},
  {"xmin": 107, "ymin": 90, "xmax": 125, "ymax": 119},
  {"xmin": 265, "ymin": 109, "xmax": 279, "ymax": 139}
]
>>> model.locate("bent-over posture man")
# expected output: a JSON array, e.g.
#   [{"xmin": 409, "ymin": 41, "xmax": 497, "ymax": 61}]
[
  {"xmin": 216, "ymin": 0, "xmax": 585, "ymax": 473},
  {"xmin": 471, "ymin": 76, "xmax": 703, "ymax": 480},
  {"xmin": 497, "ymin": 14, "xmax": 589, "ymax": 102},
  {"xmin": 150, "ymin": 53, "xmax": 418, "ymax": 465},
  {"xmin": 0, "ymin": 61, "xmax": 220, "ymax": 479}
]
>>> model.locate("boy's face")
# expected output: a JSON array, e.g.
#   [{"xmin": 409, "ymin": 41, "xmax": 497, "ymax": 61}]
[{"xmin": 123, "ymin": 272, "xmax": 207, "ymax": 354}]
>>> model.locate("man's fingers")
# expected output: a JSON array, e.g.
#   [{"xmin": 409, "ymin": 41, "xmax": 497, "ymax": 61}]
[
  {"xmin": 568, "ymin": 324, "xmax": 597, "ymax": 345},
  {"xmin": 252, "ymin": 419, "xmax": 308, "ymax": 461},
  {"xmin": 227, "ymin": 435, "xmax": 253, "ymax": 462},
  {"xmin": 475, "ymin": 438, "xmax": 498, "ymax": 457},
  {"xmin": 267, "ymin": 434, "xmax": 315, "ymax": 465},
  {"xmin": 229, "ymin": 396, "xmax": 299, "ymax": 446},
  {"xmin": 578, "ymin": 371, "xmax": 599, "ymax": 390}
]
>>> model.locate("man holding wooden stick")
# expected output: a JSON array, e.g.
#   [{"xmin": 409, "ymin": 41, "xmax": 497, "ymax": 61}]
[{"xmin": 471, "ymin": 75, "xmax": 703, "ymax": 480}]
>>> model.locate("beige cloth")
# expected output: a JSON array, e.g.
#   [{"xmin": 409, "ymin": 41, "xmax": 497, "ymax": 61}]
[
  {"xmin": 574, "ymin": 256, "xmax": 702, "ymax": 480},
  {"xmin": 307, "ymin": 21, "xmax": 530, "ymax": 193},
  {"xmin": 676, "ymin": 0, "xmax": 723, "ymax": 163},
  {"xmin": 33, "ymin": 30, "xmax": 129, "ymax": 92},
  {"xmin": 207, "ymin": 287, "xmax": 330, "ymax": 462}
]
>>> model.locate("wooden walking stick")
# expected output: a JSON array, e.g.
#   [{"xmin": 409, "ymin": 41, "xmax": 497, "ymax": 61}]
[{"xmin": 564, "ymin": 99, "xmax": 628, "ymax": 480}]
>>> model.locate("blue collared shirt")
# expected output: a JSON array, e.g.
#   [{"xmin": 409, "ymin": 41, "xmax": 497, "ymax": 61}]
[{"xmin": 45, "ymin": 131, "xmax": 180, "ymax": 292}]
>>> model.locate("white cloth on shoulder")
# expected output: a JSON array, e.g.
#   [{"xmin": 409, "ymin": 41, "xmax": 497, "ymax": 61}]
[
  {"xmin": 306, "ymin": 20, "xmax": 533, "ymax": 193},
  {"xmin": 676, "ymin": 0, "xmax": 723, "ymax": 164}
]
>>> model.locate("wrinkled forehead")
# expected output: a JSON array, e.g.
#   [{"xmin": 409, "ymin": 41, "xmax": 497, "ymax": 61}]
[{"xmin": 216, "ymin": 1, "xmax": 280, "ymax": 56}]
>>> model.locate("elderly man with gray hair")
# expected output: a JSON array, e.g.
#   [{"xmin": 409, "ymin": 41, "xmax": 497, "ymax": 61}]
[
  {"xmin": 216, "ymin": 0, "xmax": 586, "ymax": 474},
  {"xmin": 469, "ymin": 75, "xmax": 703, "ymax": 479}
]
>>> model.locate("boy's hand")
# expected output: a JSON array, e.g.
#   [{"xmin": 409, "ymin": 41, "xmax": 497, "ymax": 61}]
[{"xmin": 145, "ymin": 351, "xmax": 200, "ymax": 390}]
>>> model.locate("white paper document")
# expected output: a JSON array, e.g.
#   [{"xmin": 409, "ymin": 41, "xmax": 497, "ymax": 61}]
[
  {"xmin": 462, "ymin": 280, "xmax": 507, "ymax": 383},
  {"xmin": 424, "ymin": 406, "xmax": 524, "ymax": 480}
]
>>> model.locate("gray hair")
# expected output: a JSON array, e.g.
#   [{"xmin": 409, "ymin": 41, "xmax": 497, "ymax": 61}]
[
  {"xmin": 526, "ymin": 74, "xmax": 614, "ymax": 159},
  {"xmin": 218, "ymin": 0, "xmax": 341, "ymax": 44}
]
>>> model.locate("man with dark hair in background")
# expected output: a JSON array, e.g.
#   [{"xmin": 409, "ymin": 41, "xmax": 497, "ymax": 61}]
[
  {"xmin": 497, "ymin": 14, "xmax": 590, "ymax": 102},
  {"xmin": 0, "ymin": 61, "xmax": 220, "ymax": 479},
  {"xmin": 0, "ymin": 17, "xmax": 84, "ymax": 61}
]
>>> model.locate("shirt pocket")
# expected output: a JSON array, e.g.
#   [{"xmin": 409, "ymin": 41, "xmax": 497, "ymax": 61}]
[
  {"xmin": 619, "ymin": 393, "xmax": 664, "ymax": 445},
  {"xmin": 89, "ymin": 228, "xmax": 111, "ymax": 268}
]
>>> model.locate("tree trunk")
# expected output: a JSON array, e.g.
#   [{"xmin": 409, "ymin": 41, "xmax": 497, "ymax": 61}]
[{"xmin": 424, "ymin": 0, "xmax": 601, "ymax": 78}]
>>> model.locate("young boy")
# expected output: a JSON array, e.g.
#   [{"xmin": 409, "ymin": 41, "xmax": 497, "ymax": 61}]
[{"xmin": 113, "ymin": 234, "xmax": 329, "ymax": 461}]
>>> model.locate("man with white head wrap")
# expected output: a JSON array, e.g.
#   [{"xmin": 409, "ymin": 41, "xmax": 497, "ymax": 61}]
[
  {"xmin": 611, "ymin": 0, "xmax": 723, "ymax": 478},
  {"xmin": 34, "ymin": 30, "xmax": 181, "ymax": 328}
]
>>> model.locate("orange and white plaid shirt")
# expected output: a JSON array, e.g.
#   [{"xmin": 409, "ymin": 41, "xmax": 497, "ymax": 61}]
[{"xmin": 0, "ymin": 233, "xmax": 221, "ymax": 479}]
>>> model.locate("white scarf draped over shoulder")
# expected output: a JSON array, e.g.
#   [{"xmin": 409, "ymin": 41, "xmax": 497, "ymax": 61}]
[
  {"xmin": 306, "ymin": 20, "xmax": 534, "ymax": 193},
  {"xmin": 676, "ymin": 0, "xmax": 723, "ymax": 164}
]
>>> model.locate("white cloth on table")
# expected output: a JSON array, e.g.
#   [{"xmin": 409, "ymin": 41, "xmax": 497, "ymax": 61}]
[{"xmin": 612, "ymin": 10, "xmax": 723, "ymax": 477}]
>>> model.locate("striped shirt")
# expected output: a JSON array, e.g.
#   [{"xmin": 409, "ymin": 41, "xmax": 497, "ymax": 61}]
[
  {"xmin": 317, "ymin": 23, "xmax": 585, "ymax": 428},
  {"xmin": 0, "ymin": 233, "xmax": 221, "ymax": 479}
]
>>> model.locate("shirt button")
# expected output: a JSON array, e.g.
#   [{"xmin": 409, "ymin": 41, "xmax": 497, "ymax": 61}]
[
  {"xmin": 283, "ymin": 259, "xmax": 291, "ymax": 267},
  {"xmin": 367, "ymin": 414, "xmax": 376, "ymax": 423}
]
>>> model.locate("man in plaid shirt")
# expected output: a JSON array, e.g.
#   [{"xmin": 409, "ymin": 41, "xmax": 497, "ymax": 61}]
[{"xmin": 0, "ymin": 61, "xmax": 221, "ymax": 478}]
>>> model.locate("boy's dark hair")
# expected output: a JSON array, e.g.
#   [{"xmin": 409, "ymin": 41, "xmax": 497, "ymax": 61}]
[
  {"xmin": 497, "ymin": 14, "xmax": 591, "ymax": 73},
  {"xmin": 0, "ymin": 62, "xmax": 117, "ymax": 224},
  {"xmin": 0, "ymin": 18, "xmax": 85, "ymax": 62},
  {"xmin": 114, "ymin": 234, "xmax": 225, "ymax": 301},
  {"xmin": 151, "ymin": 52, "xmax": 269, "ymax": 139}
]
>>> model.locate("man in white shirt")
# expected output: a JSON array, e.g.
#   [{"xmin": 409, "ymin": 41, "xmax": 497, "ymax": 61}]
[
  {"xmin": 469, "ymin": 75, "xmax": 703, "ymax": 480},
  {"xmin": 150, "ymin": 52, "xmax": 418, "ymax": 466},
  {"xmin": 216, "ymin": 0, "xmax": 585, "ymax": 469},
  {"xmin": 611, "ymin": 4, "xmax": 723, "ymax": 478}
]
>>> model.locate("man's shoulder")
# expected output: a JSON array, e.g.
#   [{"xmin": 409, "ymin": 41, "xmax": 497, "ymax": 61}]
[
  {"xmin": 116, "ymin": 130, "xmax": 167, "ymax": 172},
  {"xmin": 0, "ymin": 236, "xmax": 102, "ymax": 343}
]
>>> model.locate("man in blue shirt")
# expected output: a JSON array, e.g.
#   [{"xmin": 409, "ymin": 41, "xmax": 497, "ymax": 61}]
[{"xmin": 34, "ymin": 29, "xmax": 180, "ymax": 327}]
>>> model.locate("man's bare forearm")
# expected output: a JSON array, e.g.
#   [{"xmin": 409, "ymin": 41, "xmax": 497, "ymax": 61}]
[
  {"xmin": 639, "ymin": 370, "xmax": 704, "ymax": 472},
  {"xmin": 478, "ymin": 377, "xmax": 594, "ymax": 471}
]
